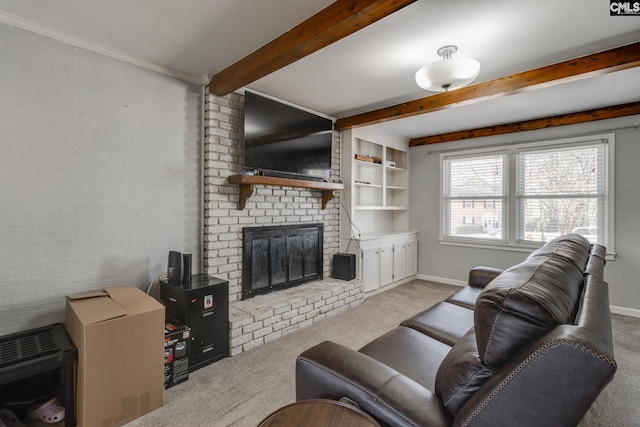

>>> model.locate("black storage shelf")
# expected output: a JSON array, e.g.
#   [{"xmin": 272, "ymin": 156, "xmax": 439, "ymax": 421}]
[{"xmin": 0, "ymin": 323, "xmax": 77, "ymax": 427}]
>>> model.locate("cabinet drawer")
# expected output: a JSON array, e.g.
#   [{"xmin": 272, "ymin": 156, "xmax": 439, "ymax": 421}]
[
  {"xmin": 189, "ymin": 321, "xmax": 229, "ymax": 372},
  {"xmin": 184, "ymin": 284, "xmax": 229, "ymax": 328},
  {"xmin": 161, "ymin": 279, "xmax": 229, "ymax": 328}
]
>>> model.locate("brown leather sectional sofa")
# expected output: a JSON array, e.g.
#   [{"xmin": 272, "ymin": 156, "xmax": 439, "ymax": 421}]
[{"xmin": 296, "ymin": 234, "xmax": 617, "ymax": 426}]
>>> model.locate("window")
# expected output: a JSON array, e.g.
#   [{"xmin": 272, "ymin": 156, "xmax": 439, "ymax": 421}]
[
  {"xmin": 443, "ymin": 154, "xmax": 506, "ymax": 240},
  {"xmin": 441, "ymin": 134, "xmax": 614, "ymax": 253}
]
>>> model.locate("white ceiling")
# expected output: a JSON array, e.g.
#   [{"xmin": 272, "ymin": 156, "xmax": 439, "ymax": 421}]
[{"xmin": 1, "ymin": 0, "xmax": 639, "ymax": 139}]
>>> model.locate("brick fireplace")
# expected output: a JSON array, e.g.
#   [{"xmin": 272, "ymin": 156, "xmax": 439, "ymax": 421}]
[{"xmin": 202, "ymin": 92, "xmax": 363, "ymax": 355}]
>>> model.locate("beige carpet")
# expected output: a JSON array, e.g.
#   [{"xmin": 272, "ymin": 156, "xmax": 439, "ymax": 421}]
[{"xmin": 123, "ymin": 279, "xmax": 640, "ymax": 427}]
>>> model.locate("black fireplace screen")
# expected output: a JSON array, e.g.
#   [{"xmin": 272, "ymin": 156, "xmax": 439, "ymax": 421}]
[{"xmin": 242, "ymin": 223, "xmax": 323, "ymax": 299}]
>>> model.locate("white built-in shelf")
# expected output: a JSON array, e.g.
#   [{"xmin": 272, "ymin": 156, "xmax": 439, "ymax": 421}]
[
  {"xmin": 355, "ymin": 160, "xmax": 383, "ymax": 168},
  {"xmin": 354, "ymin": 205, "xmax": 407, "ymax": 211},
  {"xmin": 354, "ymin": 206, "xmax": 383, "ymax": 210},
  {"xmin": 355, "ymin": 230, "xmax": 419, "ymax": 240},
  {"xmin": 341, "ymin": 126, "xmax": 411, "ymax": 249},
  {"xmin": 386, "ymin": 166, "xmax": 406, "ymax": 172},
  {"xmin": 355, "ymin": 182, "xmax": 382, "ymax": 188}
]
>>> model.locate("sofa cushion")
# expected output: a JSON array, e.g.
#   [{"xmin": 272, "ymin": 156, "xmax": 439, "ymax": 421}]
[
  {"xmin": 401, "ymin": 302, "xmax": 474, "ymax": 346},
  {"xmin": 358, "ymin": 326, "xmax": 451, "ymax": 391},
  {"xmin": 474, "ymin": 247, "xmax": 587, "ymax": 369},
  {"xmin": 585, "ymin": 245, "xmax": 606, "ymax": 279},
  {"xmin": 434, "ymin": 329, "xmax": 495, "ymax": 416},
  {"xmin": 445, "ymin": 286, "xmax": 483, "ymax": 309},
  {"xmin": 467, "ymin": 266, "xmax": 504, "ymax": 288}
]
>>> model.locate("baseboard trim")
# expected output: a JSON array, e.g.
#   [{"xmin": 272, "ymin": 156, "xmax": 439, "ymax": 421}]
[
  {"xmin": 417, "ymin": 274, "xmax": 640, "ymax": 318},
  {"xmin": 365, "ymin": 276, "xmax": 415, "ymax": 298},
  {"xmin": 610, "ymin": 305, "xmax": 640, "ymax": 318},
  {"xmin": 416, "ymin": 274, "xmax": 466, "ymax": 287}
]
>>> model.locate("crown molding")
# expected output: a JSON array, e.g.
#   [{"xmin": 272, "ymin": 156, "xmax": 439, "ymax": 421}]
[{"xmin": 0, "ymin": 11, "xmax": 202, "ymax": 85}]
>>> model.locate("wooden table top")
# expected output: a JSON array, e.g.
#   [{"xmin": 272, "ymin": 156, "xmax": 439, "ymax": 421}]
[{"xmin": 258, "ymin": 399, "xmax": 381, "ymax": 427}]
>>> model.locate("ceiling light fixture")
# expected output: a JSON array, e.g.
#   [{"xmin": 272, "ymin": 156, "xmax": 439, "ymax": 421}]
[{"xmin": 415, "ymin": 45, "xmax": 481, "ymax": 92}]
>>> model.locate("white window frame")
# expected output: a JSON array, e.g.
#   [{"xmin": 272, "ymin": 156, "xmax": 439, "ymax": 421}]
[{"xmin": 439, "ymin": 133, "xmax": 616, "ymax": 260}]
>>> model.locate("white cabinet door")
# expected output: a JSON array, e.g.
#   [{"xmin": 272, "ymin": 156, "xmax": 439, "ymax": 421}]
[
  {"xmin": 406, "ymin": 240, "xmax": 417, "ymax": 277},
  {"xmin": 393, "ymin": 243, "xmax": 406, "ymax": 282},
  {"xmin": 361, "ymin": 247, "xmax": 380, "ymax": 292},
  {"xmin": 359, "ymin": 233, "xmax": 418, "ymax": 293},
  {"xmin": 379, "ymin": 245, "xmax": 394, "ymax": 286}
]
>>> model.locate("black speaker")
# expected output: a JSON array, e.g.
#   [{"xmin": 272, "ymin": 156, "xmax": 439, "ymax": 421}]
[
  {"xmin": 332, "ymin": 253, "xmax": 356, "ymax": 281},
  {"xmin": 182, "ymin": 253, "xmax": 192, "ymax": 283},
  {"xmin": 167, "ymin": 251, "xmax": 183, "ymax": 284}
]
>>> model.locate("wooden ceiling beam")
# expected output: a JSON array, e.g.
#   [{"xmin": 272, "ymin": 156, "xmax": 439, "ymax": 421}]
[
  {"xmin": 409, "ymin": 101, "xmax": 640, "ymax": 146},
  {"xmin": 335, "ymin": 41, "xmax": 640, "ymax": 131},
  {"xmin": 208, "ymin": 0, "xmax": 417, "ymax": 96}
]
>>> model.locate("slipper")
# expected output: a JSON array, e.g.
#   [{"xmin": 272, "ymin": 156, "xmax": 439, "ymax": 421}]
[
  {"xmin": 27, "ymin": 397, "xmax": 65, "ymax": 424},
  {"xmin": 0, "ymin": 409, "xmax": 26, "ymax": 427}
]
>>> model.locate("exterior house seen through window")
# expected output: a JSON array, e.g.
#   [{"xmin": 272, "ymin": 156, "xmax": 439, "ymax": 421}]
[{"xmin": 441, "ymin": 134, "xmax": 614, "ymax": 252}]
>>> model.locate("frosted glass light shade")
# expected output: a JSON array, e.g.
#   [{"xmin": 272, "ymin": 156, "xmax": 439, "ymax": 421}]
[{"xmin": 415, "ymin": 57, "xmax": 481, "ymax": 92}]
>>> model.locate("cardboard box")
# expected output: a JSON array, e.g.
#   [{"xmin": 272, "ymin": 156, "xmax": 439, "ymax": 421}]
[
  {"xmin": 65, "ymin": 286, "xmax": 165, "ymax": 427},
  {"xmin": 164, "ymin": 321, "xmax": 190, "ymax": 389}
]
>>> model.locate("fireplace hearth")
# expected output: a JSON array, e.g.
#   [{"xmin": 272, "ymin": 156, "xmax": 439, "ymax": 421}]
[{"xmin": 242, "ymin": 223, "xmax": 323, "ymax": 300}]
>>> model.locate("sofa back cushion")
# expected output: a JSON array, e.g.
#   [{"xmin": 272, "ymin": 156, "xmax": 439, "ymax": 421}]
[
  {"xmin": 474, "ymin": 235, "xmax": 590, "ymax": 369},
  {"xmin": 435, "ymin": 329, "xmax": 495, "ymax": 416},
  {"xmin": 527, "ymin": 233, "xmax": 591, "ymax": 268}
]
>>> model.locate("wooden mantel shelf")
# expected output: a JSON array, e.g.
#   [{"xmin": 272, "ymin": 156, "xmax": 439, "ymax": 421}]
[{"xmin": 228, "ymin": 175, "xmax": 344, "ymax": 210}]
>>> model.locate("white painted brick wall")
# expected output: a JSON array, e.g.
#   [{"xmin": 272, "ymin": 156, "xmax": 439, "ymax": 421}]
[
  {"xmin": 228, "ymin": 279, "xmax": 364, "ymax": 355},
  {"xmin": 202, "ymin": 91, "xmax": 349, "ymax": 355},
  {"xmin": 202, "ymin": 92, "xmax": 341, "ymax": 302}
]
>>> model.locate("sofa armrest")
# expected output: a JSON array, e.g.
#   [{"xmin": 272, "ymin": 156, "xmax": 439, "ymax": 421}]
[
  {"xmin": 468, "ymin": 266, "xmax": 503, "ymax": 288},
  {"xmin": 296, "ymin": 341, "xmax": 452, "ymax": 427},
  {"xmin": 455, "ymin": 325, "xmax": 617, "ymax": 427}
]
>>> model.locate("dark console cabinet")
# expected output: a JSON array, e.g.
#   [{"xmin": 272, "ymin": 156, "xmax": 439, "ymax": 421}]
[{"xmin": 160, "ymin": 275, "xmax": 229, "ymax": 372}]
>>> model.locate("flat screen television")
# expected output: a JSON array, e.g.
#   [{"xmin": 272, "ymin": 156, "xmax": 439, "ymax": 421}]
[{"xmin": 243, "ymin": 91, "xmax": 333, "ymax": 181}]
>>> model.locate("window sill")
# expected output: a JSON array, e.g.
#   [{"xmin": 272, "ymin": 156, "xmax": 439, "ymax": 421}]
[{"xmin": 439, "ymin": 239, "xmax": 617, "ymax": 261}]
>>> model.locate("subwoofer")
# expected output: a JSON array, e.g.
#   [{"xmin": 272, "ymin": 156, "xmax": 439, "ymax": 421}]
[{"xmin": 332, "ymin": 253, "xmax": 356, "ymax": 281}]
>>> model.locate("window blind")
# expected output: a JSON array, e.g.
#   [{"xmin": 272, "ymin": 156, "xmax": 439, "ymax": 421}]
[
  {"xmin": 443, "ymin": 154, "xmax": 506, "ymax": 240},
  {"xmin": 516, "ymin": 141, "xmax": 606, "ymax": 243}
]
